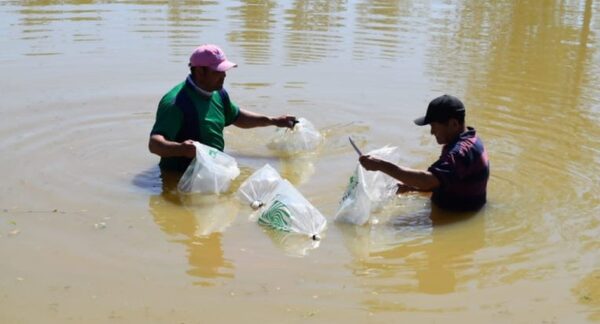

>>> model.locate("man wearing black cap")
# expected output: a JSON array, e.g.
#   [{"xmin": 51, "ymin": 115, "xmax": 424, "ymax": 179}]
[{"xmin": 359, "ymin": 95, "xmax": 489, "ymax": 211}]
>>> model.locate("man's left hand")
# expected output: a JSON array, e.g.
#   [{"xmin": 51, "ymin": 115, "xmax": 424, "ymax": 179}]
[{"xmin": 271, "ymin": 115, "xmax": 298, "ymax": 129}]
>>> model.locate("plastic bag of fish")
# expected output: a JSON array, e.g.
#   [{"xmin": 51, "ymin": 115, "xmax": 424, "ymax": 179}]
[
  {"xmin": 178, "ymin": 141, "xmax": 240, "ymax": 194},
  {"xmin": 267, "ymin": 118, "xmax": 322, "ymax": 155},
  {"xmin": 238, "ymin": 164, "xmax": 326, "ymax": 240},
  {"xmin": 335, "ymin": 146, "xmax": 401, "ymax": 225}
]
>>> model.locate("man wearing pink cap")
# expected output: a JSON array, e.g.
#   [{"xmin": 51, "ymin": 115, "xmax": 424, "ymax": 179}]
[{"xmin": 149, "ymin": 44, "xmax": 297, "ymax": 171}]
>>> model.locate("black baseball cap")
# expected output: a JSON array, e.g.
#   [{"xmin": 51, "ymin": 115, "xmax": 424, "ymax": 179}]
[{"xmin": 414, "ymin": 94, "xmax": 465, "ymax": 126}]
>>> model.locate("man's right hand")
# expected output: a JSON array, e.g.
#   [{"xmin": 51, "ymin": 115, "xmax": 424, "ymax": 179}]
[
  {"xmin": 179, "ymin": 140, "xmax": 197, "ymax": 159},
  {"xmin": 270, "ymin": 115, "xmax": 298, "ymax": 129}
]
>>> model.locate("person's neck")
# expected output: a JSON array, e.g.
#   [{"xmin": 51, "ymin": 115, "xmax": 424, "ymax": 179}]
[
  {"xmin": 448, "ymin": 126, "xmax": 467, "ymax": 144},
  {"xmin": 194, "ymin": 79, "xmax": 211, "ymax": 92}
]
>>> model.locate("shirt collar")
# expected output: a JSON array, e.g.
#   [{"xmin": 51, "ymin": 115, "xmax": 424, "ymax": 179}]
[
  {"xmin": 445, "ymin": 127, "xmax": 476, "ymax": 148},
  {"xmin": 186, "ymin": 74, "xmax": 213, "ymax": 98},
  {"xmin": 461, "ymin": 127, "xmax": 476, "ymax": 139}
]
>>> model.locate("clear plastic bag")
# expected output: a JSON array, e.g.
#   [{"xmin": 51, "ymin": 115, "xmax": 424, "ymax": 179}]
[
  {"xmin": 237, "ymin": 164, "xmax": 282, "ymax": 209},
  {"xmin": 237, "ymin": 165, "xmax": 327, "ymax": 239},
  {"xmin": 258, "ymin": 180, "xmax": 327, "ymax": 239},
  {"xmin": 177, "ymin": 141, "xmax": 240, "ymax": 194},
  {"xmin": 267, "ymin": 118, "xmax": 322, "ymax": 155},
  {"xmin": 335, "ymin": 146, "xmax": 401, "ymax": 225},
  {"xmin": 334, "ymin": 168, "xmax": 372, "ymax": 225}
]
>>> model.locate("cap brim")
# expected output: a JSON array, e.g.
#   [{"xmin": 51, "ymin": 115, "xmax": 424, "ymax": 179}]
[
  {"xmin": 213, "ymin": 60, "xmax": 237, "ymax": 72},
  {"xmin": 413, "ymin": 116, "xmax": 428, "ymax": 126}
]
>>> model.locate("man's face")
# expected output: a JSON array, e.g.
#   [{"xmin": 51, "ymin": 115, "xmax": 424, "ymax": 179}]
[
  {"xmin": 203, "ymin": 68, "xmax": 226, "ymax": 91},
  {"xmin": 429, "ymin": 121, "xmax": 456, "ymax": 145},
  {"xmin": 194, "ymin": 67, "xmax": 226, "ymax": 91}
]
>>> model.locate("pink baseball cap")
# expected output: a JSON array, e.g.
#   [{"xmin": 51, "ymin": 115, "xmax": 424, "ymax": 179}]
[{"xmin": 189, "ymin": 44, "xmax": 237, "ymax": 72}]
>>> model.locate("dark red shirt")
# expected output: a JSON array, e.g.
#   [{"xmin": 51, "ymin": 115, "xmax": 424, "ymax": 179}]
[{"xmin": 428, "ymin": 127, "xmax": 489, "ymax": 211}]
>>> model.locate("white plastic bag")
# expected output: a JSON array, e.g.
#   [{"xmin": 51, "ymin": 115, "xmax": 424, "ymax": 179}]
[
  {"xmin": 267, "ymin": 118, "xmax": 322, "ymax": 155},
  {"xmin": 177, "ymin": 141, "xmax": 240, "ymax": 194},
  {"xmin": 258, "ymin": 180, "xmax": 327, "ymax": 239},
  {"xmin": 335, "ymin": 146, "xmax": 401, "ymax": 225},
  {"xmin": 237, "ymin": 164, "xmax": 282, "ymax": 209},
  {"xmin": 237, "ymin": 165, "xmax": 327, "ymax": 239}
]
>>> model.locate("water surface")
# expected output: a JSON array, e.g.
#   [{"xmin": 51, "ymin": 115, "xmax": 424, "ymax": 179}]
[{"xmin": 0, "ymin": 0, "xmax": 599, "ymax": 322}]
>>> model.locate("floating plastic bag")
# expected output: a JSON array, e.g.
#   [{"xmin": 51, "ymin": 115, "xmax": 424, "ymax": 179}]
[
  {"xmin": 237, "ymin": 164, "xmax": 282, "ymax": 209},
  {"xmin": 334, "ymin": 168, "xmax": 372, "ymax": 225},
  {"xmin": 258, "ymin": 180, "xmax": 327, "ymax": 239},
  {"xmin": 178, "ymin": 141, "xmax": 240, "ymax": 194},
  {"xmin": 267, "ymin": 118, "xmax": 322, "ymax": 155},
  {"xmin": 237, "ymin": 165, "xmax": 327, "ymax": 239},
  {"xmin": 335, "ymin": 146, "xmax": 401, "ymax": 225}
]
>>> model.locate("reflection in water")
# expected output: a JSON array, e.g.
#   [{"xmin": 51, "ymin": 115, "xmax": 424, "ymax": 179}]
[
  {"xmin": 148, "ymin": 170, "xmax": 238, "ymax": 286},
  {"xmin": 227, "ymin": 0, "xmax": 277, "ymax": 65},
  {"xmin": 278, "ymin": 154, "xmax": 316, "ymax": 185},
  {"xmin": 341, "ymin": 205, "xmax": 485, "ymax": 309},
  {"xmin": 164, "ymin": 1, "xmax": 219, "ymax": 57},
  {"xmin": 353, "ymin": 0, "xmax": 410, "ymax": 60},
  {"xmin": 15, "ymin": 0, "xmax": 105, "ymax": 56},
  {"xmin": 284, "ymin": 0, "xmax": 346, "ymax": 64},
  {"xmin": 12, "ymin": 0, "xmax": 222, "ymax": 57},
  {"xmin": 573, "ymin": 270, "xmax": 600, "ymax": 322}
]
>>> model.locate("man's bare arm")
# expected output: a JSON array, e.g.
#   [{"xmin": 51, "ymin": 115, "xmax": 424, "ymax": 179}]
[
  {"xmin": 233, "ymin": 109, "xmax": 297, "ymax": 129},
  {"xmin": 148, "ymin": 134, "xmax": 196, "ymax": 159},
  {"xmin": 359, "ymin": 155, "xmax": 440, "ymax": 191}
]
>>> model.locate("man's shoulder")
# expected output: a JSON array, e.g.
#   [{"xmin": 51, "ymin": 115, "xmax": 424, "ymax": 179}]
[
  {"xmin": 450, "ymin": 130, "xmax": 485, "ymax": 155},
  {"xmin": 443, "ymin": 133, "xmax": 488, "ymax": 172},
  {"xmin": 159, "ymin": 81, "xmax": 187, "ymax": 108}
]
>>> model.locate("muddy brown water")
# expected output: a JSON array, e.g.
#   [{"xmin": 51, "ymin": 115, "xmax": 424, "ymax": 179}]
[{"xmin": 0, "ymin": 1, "xmax": 599, "ymax": 323}]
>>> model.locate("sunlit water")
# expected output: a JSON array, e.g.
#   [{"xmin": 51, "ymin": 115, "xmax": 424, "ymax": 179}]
[{"xmin": 0, "ymin": 0, "xmax": 599, "ymax": 323}]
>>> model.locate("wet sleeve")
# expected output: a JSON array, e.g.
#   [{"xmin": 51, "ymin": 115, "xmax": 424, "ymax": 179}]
[
  {"xmin": 150, "ymin": 101, "xmax": 183, "ymax": 141},
  {"xmin": 224, "ymin": 99, "xmax": 240, "ymax": 126}
]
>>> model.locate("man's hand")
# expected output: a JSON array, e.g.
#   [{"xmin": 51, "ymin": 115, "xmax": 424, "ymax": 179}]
[
  {"xmin": 359, "ymin": 154, "xmax": 440, "ymax": 192},
  {"xmin": 149, "ymin": 134, "xmax": 196, "ymax": 159},
  {"xmin": 359, "ymin": 155, "xmax": 384, "ymax": 172},
  {"xmin": 179, "ymin": 140, "xmax": 196, "ymax": 159},
  {"xmin": 234, "ymin": 110, "xmax": 297, "ymax": 129},
  {"xmin": 396, "ymin": 182, "xmax": 417, "ymax": 194},
  {"xmin": 271, "ymin": 115, "xmax": 298, "ymax": 129}
]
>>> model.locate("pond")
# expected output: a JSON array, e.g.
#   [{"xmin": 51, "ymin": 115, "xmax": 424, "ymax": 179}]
[{"xmin": 0, "ymin": 0, "xmax": 598, "ymax": 322}]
